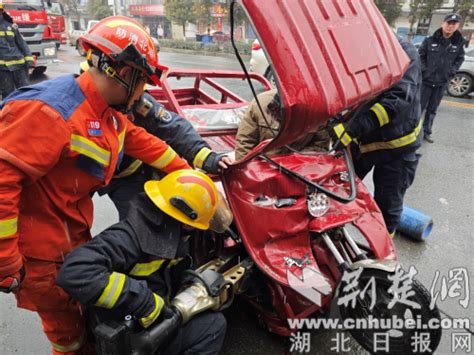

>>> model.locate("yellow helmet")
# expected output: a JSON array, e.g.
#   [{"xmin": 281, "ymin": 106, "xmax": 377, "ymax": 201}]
[
  {"xmin": 144, "ymin": 170, "xmax": 219, "ymax": 230},
  {"xmin": 0, "ymin": 2, "xmax": 4, "ymax": 10}
]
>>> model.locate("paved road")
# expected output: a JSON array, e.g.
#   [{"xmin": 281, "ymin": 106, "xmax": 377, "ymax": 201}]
[{"xmin": 0, "ymin": 45, "xmax": 473, "ymax": 355}]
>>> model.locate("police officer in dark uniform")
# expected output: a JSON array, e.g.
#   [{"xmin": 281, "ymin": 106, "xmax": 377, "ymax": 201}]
[
  {"xmin": 57, "ymin": 170, "xmax": 228, "ymax": 354},
  {"xmin": 329, "ymin": 36, "xmax": 422, "ymax": 237},
  {"xmin": 0, "ymin": 2, "xmax": 34, "ymax": 100},
  {"xmin": 99, "ymin": 91, "xmax": 232, "ymax": 219},
  {"xmin": 418, "ymin": 13, "xmax": 465, "ymax": 143}
]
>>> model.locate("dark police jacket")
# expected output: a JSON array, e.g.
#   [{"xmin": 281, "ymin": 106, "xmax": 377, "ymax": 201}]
[
  {"xmin": 350, "ymin": 37, "xmax": 423, "ymax": 163},
  {"xmin": 120, "ymin": 93, "xmax": 213, "ymax": 175},
  {"xmin": 0, "ymin": 13, "xmax": 33, "ymax": 71},
  {"xmin": 418, "ymin": 28, "xmax": 465, "ymax": 86},
  {"xmin": 101, "ymin": 93, "xmax": 214, "ymax": 195},
  {"xmin": 56, "ymin": 193, "xmax": 190, "ymax": 322}
]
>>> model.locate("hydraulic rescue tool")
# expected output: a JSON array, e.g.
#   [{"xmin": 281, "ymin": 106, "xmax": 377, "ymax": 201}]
[{"xmin": 93, "ymin": 259, "xmax": 247, "ymax": 355}]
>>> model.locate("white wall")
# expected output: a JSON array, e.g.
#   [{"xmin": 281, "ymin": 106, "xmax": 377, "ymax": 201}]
[{"xmin": 171, "ymin": 22, "xmax": 197, "ymax": 40}]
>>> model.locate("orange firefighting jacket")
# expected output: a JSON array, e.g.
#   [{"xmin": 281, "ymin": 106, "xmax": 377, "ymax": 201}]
[{"xmin": 0, "ymin": 72, "xmax": 190, "ymax": 277}]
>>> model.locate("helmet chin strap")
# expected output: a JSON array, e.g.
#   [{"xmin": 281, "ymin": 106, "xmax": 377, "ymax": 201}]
[
  {"xmin": 103, "ymin": 62, "xmax": 141, "ymax": 114},
  {"xmin": 89, "ymin": 51, "xmax": 142, "ymax": 114},
  {"xmin": 110, "ymin": 66, "xmax": 141, "ymax": 114}
]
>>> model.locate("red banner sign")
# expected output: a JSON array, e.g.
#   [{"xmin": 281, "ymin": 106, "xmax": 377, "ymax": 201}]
[{"xmin": 128, "ymin": 4, "xmax": 164, "ymax": 16}]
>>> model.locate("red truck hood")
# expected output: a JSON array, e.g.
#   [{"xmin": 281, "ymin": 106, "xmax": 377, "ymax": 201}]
[{"xmin": 238, "ymin": 0, "xmax": 410, "ymax": 156}]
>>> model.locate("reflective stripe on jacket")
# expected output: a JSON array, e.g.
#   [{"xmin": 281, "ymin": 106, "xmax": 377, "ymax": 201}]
[
  {"xmin": 114, "ymin": 92, "xmax": 212, "ymax": 178},
  {"xmin": 0, "ymin": 16, "xmax": 33, "ymax": 72},
  {"xmin": 353, "ymin": 37, "xmax": 423, "ymax": 161},
  {"xmin": 0, "ymin": 72, "xmax": 190, "ymax": 275},
  {"xmin": 56, "ymin": 193, "xmax": 189, "ymax": 323}
]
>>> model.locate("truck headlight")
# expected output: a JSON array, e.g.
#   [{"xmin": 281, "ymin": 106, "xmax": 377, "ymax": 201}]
[
  {"xmin": 307, "ymin": 192, "xmax": 330, "ymax": 217},
  {"xmin": 44, "ymin": 47, "xmax": 56, "ymax": 57}
]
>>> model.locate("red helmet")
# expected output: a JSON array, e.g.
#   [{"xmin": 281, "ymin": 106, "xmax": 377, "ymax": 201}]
[{"xmin": 80, "ymin": 16, "xmax": 167, "ymax": 86}]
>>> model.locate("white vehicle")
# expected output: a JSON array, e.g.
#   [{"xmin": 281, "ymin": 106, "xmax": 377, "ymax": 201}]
[
  {"xmin": 447, "ymin": 45, "xmax": 474, "ymax": 97},
  {"xmin": 249, "ymin": 39, "xmax": 275, "ymax": 86},
  {"xmin": 68, "ymin": 20, "xmax": 99, "ymax": 56}
]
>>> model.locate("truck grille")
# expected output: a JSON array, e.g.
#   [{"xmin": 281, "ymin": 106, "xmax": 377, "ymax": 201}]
[
  {"xmin": 17, "ymin": 24, "xmax": 37, "ymax": 29},
  {"xmin": 17, "ymin": 24, "xmax": 46, "ymax": 43}
]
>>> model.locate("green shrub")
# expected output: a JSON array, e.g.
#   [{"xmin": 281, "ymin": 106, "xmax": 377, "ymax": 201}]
[
  {"xmin": 158, "ymin": 38, "xmax": 252, "ymax": 55},
  {"xmin": 221, "ymin": 41, "xmax": 252, "ymax": 55}
]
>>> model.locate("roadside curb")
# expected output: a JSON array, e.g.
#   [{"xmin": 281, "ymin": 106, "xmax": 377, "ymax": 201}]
[
  {"xmin": 160, "ymin": 46, "xmax": 251, "ymax": 60},
  {"xmin": 441, "ymin": 99, "xmax": 474, "ymax": 109}
]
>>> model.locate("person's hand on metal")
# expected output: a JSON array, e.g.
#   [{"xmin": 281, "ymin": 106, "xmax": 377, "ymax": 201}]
[
  {"xmin": 202, "ymin": 153, "xmax": 233, "ymax": 174},
  {"xmin": 0, "ymin": 266, "xmax": 25, "ymax": 294},
  {"xmin": 218, "ymin": 155, "xmax": 233, "ymax": 170}
]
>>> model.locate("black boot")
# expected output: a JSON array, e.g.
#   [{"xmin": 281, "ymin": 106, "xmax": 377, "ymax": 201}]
[{"xmin": 424, "ymin": 134, "xmax": 434, "ymax": 143}]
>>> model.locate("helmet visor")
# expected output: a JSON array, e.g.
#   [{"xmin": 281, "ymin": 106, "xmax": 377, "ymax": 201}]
[{"xmin": 112, "ymin": 43, "xmax": 167, "ymax": 86}]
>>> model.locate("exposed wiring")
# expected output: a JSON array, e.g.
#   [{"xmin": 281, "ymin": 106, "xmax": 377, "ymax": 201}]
[{"xmin": 260, "ymin": 151, "xmax": 357, "ymax": 203}]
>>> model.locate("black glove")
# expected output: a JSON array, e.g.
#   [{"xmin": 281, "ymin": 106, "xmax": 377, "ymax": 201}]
[
  {"xmin": 26, "ymin": 60, "xmax": 34, "ymax": 69},
  {"xmin": 160, "ymin": 303, "xmax": 177, "ymax": 320},
  {"xmin": 328, "ymin": 120, "xmax": 353, "ymax": 150},
  {"xmin": 202, "ymin": 152, "xmax": 226, "ymax": 174},
  {"xmin": 139, "ymin": 293, "xmax": 167, "ymax": 328},
  {"xmin": 0, "ymin": 266, "xmax": 25, "ymax": 294}
]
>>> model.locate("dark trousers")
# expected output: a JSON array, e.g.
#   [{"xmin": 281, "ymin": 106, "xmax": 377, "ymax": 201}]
[
  {"xmin": 0, "ymin": 68, "xmax": 30, "ymax": 100},
  {"xmin": 354, "ymin": 154, "xmax": 420, "ymax": 233},
  {"xmin": 160, "ymin": 312, "xmax": 227, "ymax": 355},
  {"xmin": 420, "ymin": 83, "xmax": 447, "ymax": 136}
]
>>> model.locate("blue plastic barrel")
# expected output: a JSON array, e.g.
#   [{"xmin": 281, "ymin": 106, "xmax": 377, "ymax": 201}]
[
  {"xmin": 398, "ymin": 205, "xmax": 433, "ymax": 241},
  {"xmin": 202, "ymin": 35, "xmax": 213, "ymax": 44}
]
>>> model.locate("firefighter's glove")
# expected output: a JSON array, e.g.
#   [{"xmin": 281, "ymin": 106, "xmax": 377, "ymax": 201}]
[
  {"xmin": 328, "ymin": 122, "xmax": 353, "ymax": 150},
  {"xmin": 0, "ymin": 266, "xmax": 25, "ymax": 294},
  {"xmin": 26, "ymin": 60, "xmax": 34, "ymax": 69},
  {"xmin": 139, "ymin": 293, "xmax": 168, "ymax": 328},
  {"xmin": 202, "ymin": 152, "xmax": 230, "ymax": 174}
]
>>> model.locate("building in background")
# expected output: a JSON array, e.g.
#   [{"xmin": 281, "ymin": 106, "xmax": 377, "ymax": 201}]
[
  {"xmin": 63, "ymin": 0, "xmax": 90, "ymax": 31},
  {"xmin": 127, "ymin": 0, "xmax": 171, "ymax": 38}
]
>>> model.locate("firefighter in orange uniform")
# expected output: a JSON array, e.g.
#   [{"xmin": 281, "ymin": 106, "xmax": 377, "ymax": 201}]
[{"xmin": 0, "ymin": 16, "xmax": 190, "ymax": 354}]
